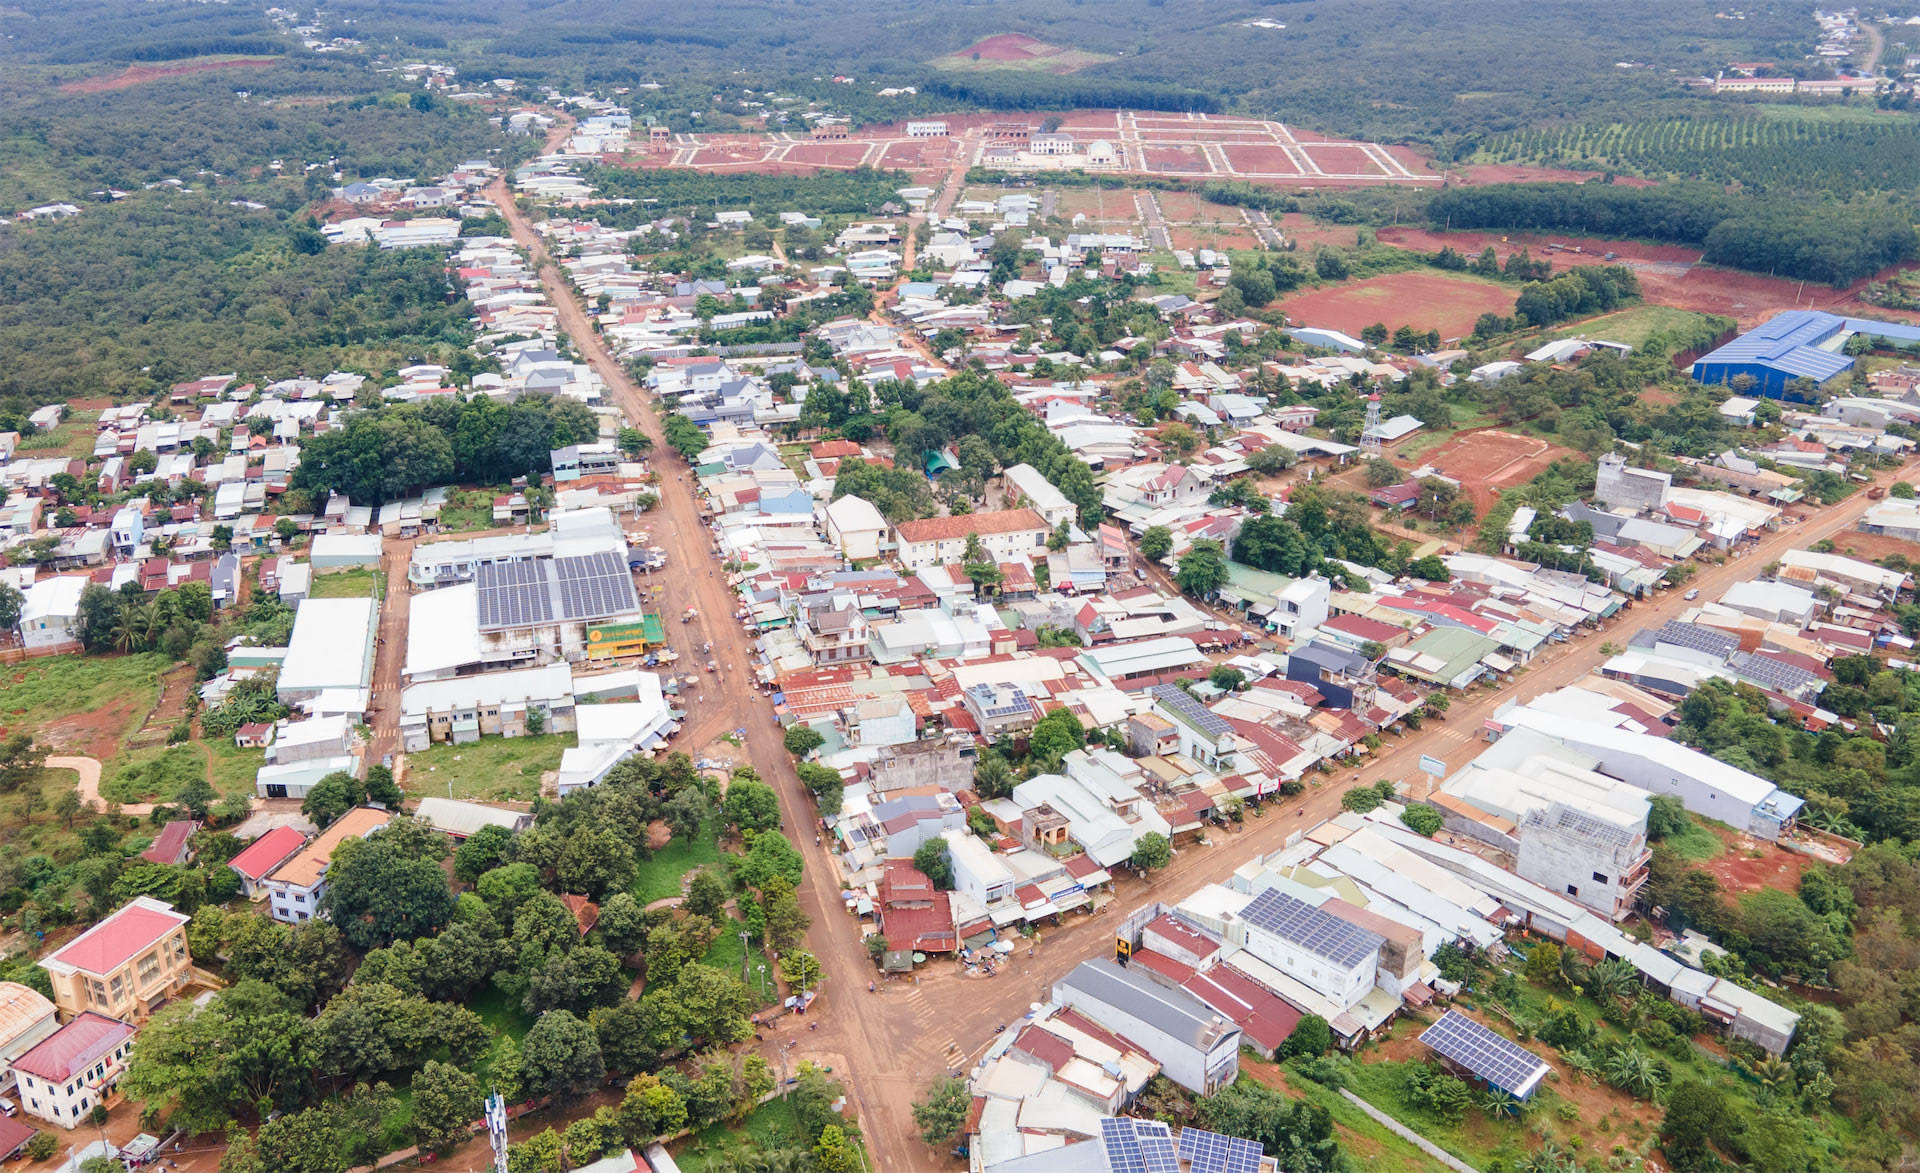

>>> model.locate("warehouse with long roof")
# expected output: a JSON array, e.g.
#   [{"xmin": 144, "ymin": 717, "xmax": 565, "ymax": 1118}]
[{"xmin": 1690, "ymin": 310, "xmax": 1920, "ymax": 399}]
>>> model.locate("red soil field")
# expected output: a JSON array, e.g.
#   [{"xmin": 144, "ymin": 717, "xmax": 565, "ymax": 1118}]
[
  {"xmin": 62, "ymin": 57, "xmax": 279, "ymax": 93},
  {"xmin": 1703, "ymin": 832, "xmax": 1819, "ymax": 898},
  {"xmin": 958, "ymin": 33, "xmax": 1056, "ymax": 60},
  {"xmin": 1825, "ymin": 530, "xmax": 1920, "ymax": 563},
  {"xmin": 1142, "ymin": 145, "xmax": 1206, "ymax": 171},
  {"xmin": 1221, "ymin": 144, "xmax": 1303, "ymax": 174},
  {"xmin": 785, "ymin": 142, "xmax": 873, "ymax": 167},
  {"xmin": 1419, "ymin": 429, "xmax": 1578, "ymax": 512},
  {"xmin": 1302, "ymin": 144, "xmax": 1386, "ymax": 176},
  {"xmin": 1279, "ymin": 271, "xmax": 1517, "ymax": 340}
]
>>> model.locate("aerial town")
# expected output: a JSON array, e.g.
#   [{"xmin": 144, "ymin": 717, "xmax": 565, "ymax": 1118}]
[{"xmin": 4, "ymin": 3, "xmax": 1920, "ymax": 1173}]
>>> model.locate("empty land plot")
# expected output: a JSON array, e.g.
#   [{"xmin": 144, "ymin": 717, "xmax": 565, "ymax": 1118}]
[
  {"xmin": 785, "ymin": 142, "xmax": 874, "ymax": 167},
  {"xmin": 1276, "ymin": 213, "xmax": 1360, "ymax": 249},
  {"xmin": 1171, "ymin": 226, "xmax": 1261, "ymax": 251},
  {"xmin": 1302, "ymin": 144, "xmax": 1387, "ymax": 175},
  {"xmin": 931, "ymin": 33, "xmax": 1114, "ymax": 73},
  {"xmin": 1053, "ymin": 189, "xmax": 1112, "ymax": 219},
  {"xmin": 1141, "ymin": 145, "xmax": 1207, "ymax": 172},
  {"xmin": 1420, "ymin": 429, "xmax": 1577, "ymax": 512},
  {"xmin": 1221, "ymin": 144, "xmax": 1305, "ymax": 174},
  {"xmin": 1279, "ymin": 271, "xmax": 1517, "ymax": 338},
  {"xmin": 1153, "ymin": 191, "xmax": 1212, "ymax": 219}
]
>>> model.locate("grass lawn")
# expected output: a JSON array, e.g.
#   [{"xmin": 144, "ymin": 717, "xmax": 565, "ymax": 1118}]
[
  {"xmin": 309, "ymin": 567, "xmax": 384, "ymax": 599},
  {"xmin": 0, "ymin": 652, "xmax": 168, "ymax": 726},
  {"xmin": 100, "ymin": 743, "xmax": 204, "ymax": 804},
  {"xmin": 404, "ymin": 734, "xmax": 572, "ymax": 802},
  {"xmin": 633, "ymin": 817, "xmax": 725, "ymax": 905},
  {"xmin": 1663, "ymin": 818, "xmax": 1726, "ymax": 863},
  {"xmin": 1540, "ymin": 305, "xmax": 1718, "ymax": 351},
  {"xmin": 205, "ymin": 738, "xmax": 266, "ymax": 797},
  {"xmin": 1253, "ymin": 1058, "xmax": 1455, "ymax": 1173}
]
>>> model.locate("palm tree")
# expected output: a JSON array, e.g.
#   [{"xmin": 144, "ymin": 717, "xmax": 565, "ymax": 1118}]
[
  {"xmin": 1603, "ymin": 1047, "xmax": 1665, "ymax": 1100},
  {"xmin": 1587, "ymin": 957, "xmax": 1640, "ymax": 1007},
  {"xmin": 1516, "ymin": 1142, "xmax": 1574, "ymax": 1173},
  {"xmin": 1752, "ymin": 1055, "xmax": 1795, "ymax": 1098}
]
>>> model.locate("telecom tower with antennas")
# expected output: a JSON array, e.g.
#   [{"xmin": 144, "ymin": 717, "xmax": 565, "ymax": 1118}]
[
  {"xmin": 1360, "ymin": 392, "xmax": 1383, "ymax": 459},
  {"xmin": 485, "ymin": 1090, "xmax": 509, "ymax": 1173}
]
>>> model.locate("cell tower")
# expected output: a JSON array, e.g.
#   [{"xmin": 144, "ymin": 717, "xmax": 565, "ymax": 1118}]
[
  {"xmin": 485, "ymin": 1090, "xmax": 510, "ymax": 1173},
  {"xmin": 1360, "ymin": 392, "xmax": 1383, "ymax": 459}
]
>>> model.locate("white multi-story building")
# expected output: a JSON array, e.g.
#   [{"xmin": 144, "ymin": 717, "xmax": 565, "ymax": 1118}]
[{"xmin": 892, "ymin": 508, "xmax": 1048, "ymax": 572}]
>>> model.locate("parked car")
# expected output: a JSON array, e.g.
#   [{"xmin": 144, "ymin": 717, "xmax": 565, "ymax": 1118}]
[{"xmin": 1683, "ymin": 588, "xmax": 1700, "ymax": 600}]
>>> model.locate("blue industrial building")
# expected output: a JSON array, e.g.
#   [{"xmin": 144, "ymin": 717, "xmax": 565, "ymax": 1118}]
[{"xmin": 1690, "ymin": 310, "xmax": 1920, "ymax": 400}]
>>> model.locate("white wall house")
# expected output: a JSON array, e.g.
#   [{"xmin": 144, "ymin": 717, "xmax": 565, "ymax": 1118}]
[{"xmin": 892, "ymin": 509, "xmax": 1048, "ymax": 572}]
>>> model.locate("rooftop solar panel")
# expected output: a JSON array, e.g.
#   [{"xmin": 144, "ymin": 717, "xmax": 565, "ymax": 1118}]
[
  {"xmin": 1418, "ymin": 1010, "xmax": 1550, "ymax": 1097},
  {"xmin": 1240, "ymin": 887, "xmax": 1384, "ymax": 969}
]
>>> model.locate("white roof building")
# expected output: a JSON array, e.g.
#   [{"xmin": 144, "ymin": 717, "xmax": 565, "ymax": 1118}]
[{"xmin": 277, "ymin": 598, "xmax": 377, "ymax": 703}]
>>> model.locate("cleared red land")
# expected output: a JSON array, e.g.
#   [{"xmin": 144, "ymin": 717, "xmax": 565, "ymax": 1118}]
[
  {"xmin": 1142, "ymin": 145, "xmax": 1206, "ymax": 171},
  {"xmin": 1456, "ymin": 164, "xmax": 1658, "ymax": 188},
  {"xmin": 1170, "ymin": 226, "xmax": 1261, "ymax": 251},
  {"xmin": 957, "ymin": 33, "xmax": 1056, "ymax": 59},
  {"xmin": 1221, "ymin": 144, "xmax": 1303, "ymax": 174},
  {"xmin": 62, "ymin": 57, "xmax": 278, "ymax": 92},
  {"xmin": 1376, "ymin": 226, "xmax": 1702, "ymax": 265},
  {"xmin": 1302, "ymin": 144, "xmax": 1386, "ymax": 175},
  {"xmin": 1279, "ymin": 271, "xmax": 1517, "ymax": 340},
  {"xmin": 1419, "ymin": 429, "xmax": 1579, "ymax": 512},
  {"xmin": 785, "ymin": 142, "xmax": 873, "ymax": 167}
]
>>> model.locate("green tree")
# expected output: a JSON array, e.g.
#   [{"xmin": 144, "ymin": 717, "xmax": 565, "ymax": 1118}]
[
  {"xmin": 784, "ymin": 724, "xmax": 825, "ymax": 757},
  {"xmin": 1660, "ymin": 1081, "xmax": 1737, "ymax": 1171},
  {"xmin": 1175, "ymin": 541, "xmax": 1229, "ymax": 597},
  {"xmin": 520, "ymin": 1010, "xmax": 606, "ymax": 1105},
  {"xmin": 735, "ymin": 830, "xmax": 804, "ymax": 891},
  {"xmin": 319, "ymin": 835, "xmax": 456, "ymax": 950},
  {"xmin": 1340, "ymin": 786, "xmax": 1383, "ymax": 813},
  {"xmin": 1030, "ymin": 707, "xmax": 1087, "ymax": 764},
  {"xmin": 914, "ymin": 839, "xmax": 954, "ymax": 890},
  {"xmin": 722, "ymin": 777, "xmax": 783, "ymax": 833},
  {"xmin": 454, "ymin": 823, "xmax": 516, "ymax": 884},
  {"xmin": 813, "ymin": 1124, "xmax": 860, "ymax": 1173},
  {"xmin": 1139, "ymin": 525, "xmax": 1173, "ymax": 562},
  {"xmin": 913, "ymin": 1075, "xmax": 971, "ymax": 1147},
  {"xmin": 1129, "ymin": 831, "xmax": 1172, "ymax": 871},
  {"xmin": 1279, "ymin": 1014, "xmax": 1332, "ymax": 1059},
  {"xmin": 121, "ymin": 980, "xmax": 312, "ymax": 1133},
  {"xmin": 1524, "ymin": 941, "xmax": 1562, "ymax": 987},
  {"xmin": 411, "ymin": 1060, "xmax": 483, "ymax": 1154},
  {"xmin": 1646, "ymin": 793, "xmax": 1690, "ymax": 840},
  {"xmin": 1208, "ymin": 665, "xmax": 1247, "ymax": 692},
  {"xmin": 1400, "ymin": 805, "xmax": 1444, "ymax": 837}
]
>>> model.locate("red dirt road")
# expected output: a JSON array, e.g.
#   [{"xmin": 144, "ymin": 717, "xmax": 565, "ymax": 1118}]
[
  {"xmin": 61, "ymin": 57, "xmax": 279, "ymax": 92},
  {"xmin": 1278, "ymin": 271, "xmax": 1518, "ymax": 339}
]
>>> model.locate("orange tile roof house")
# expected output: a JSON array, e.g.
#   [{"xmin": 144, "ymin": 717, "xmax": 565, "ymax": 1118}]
[
  {"xmin": 226, "ymin": 825, "xmax": 309, "ymax": 899},
  {"xmin": 263, "ymin": 807, "xmax": 391, "ymax": 925},
  {"xmin": 892, "ymin": 508, "xmax": 1047, "ymax": 572},
  {"xmin": 39, "ymin": 896, "xmax": 192, "ymax": 1023}
]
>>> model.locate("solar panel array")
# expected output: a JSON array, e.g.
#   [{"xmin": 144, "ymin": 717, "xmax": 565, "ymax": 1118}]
[
  {"xmin": 475, "ymin": 560, "xmax": 554, "ymax": 631},
  {"xmin": 1151, "ymin": 683, "xmax": 1232, "ymax": 739},
  {"xmin": 1178, "ymin": 1127, "xmax": 1264, "ymax": 1173},
  {"xmin": 1419, "ymin": 1010, "xmax": 1550, "ymax": 1095},
  {"xmin": 553, "ymin": 551, "xmax": 640, "ymax": 621},
  {"xmin": 1240, "ymin": 887, "xmax": 1385, "ymax": 969},
  {"xmin": 1100, "ymin": 1118, "xmax": 1180, "ymax": 1173}
]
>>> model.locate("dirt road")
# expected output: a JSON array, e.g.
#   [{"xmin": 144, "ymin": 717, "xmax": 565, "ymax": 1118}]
[
  {"xmin": 488, "ymin": 152, "xmax": 1920, "ymax": 1167},
  {"xmin": 485, "ymin": 181, "xmax": 931, "ymax": 1172}
]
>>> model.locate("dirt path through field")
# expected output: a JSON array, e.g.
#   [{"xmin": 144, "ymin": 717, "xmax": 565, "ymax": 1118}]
[{"xmin": 47, "ymin": 754, "xmax": 155, "ymax": 816}]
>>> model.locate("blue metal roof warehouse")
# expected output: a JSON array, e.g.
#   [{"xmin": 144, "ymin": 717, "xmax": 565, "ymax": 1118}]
[{"xmin": 1691, "ymin": 310, "xmax": 1920, "ymax": 399}]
